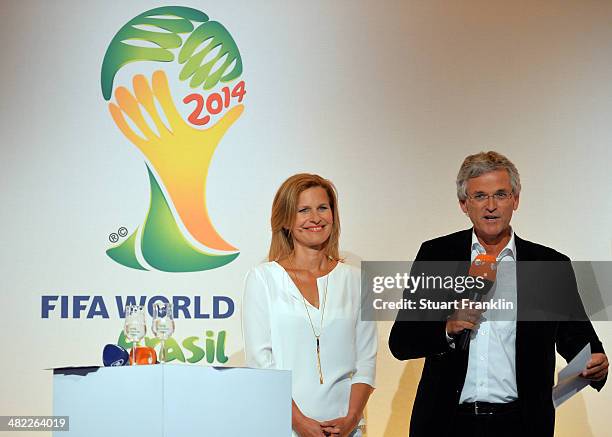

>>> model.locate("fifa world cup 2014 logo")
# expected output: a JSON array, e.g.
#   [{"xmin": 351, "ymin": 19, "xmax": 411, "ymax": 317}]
[{"xmin": 101, "ymin": 6, "xmax": 245, "ymax": 272}]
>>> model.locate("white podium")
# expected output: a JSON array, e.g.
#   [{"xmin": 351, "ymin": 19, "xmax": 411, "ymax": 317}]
[{"xmin": 53, "ymin": 365, "xmax": 291, "ymax": 436}]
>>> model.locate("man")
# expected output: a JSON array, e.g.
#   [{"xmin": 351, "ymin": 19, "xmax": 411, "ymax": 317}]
[{"xmin": 389, "ymin": 151, "xmax": 608, "ymax": 437}]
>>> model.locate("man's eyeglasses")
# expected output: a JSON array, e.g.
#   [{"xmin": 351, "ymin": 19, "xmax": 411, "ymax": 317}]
[{"xmin": 467, "ymin": 192, "xmax": 513, "ymax": 203}]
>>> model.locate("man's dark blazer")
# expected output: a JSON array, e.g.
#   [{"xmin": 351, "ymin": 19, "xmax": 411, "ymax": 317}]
[{"xmin": 388, "ymin": 228, "xmax": 606, "ymax": 437}]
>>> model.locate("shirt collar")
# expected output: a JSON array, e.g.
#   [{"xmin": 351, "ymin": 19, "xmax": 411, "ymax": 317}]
[{"xmin": 471, "ymin": 229, "xmax": 516, "ymax": 260}]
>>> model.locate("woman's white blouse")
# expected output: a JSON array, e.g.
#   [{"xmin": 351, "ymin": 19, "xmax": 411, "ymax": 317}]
[{"xmin": 242, "ymin": 261, "xmax": 377, "ymax": 423}]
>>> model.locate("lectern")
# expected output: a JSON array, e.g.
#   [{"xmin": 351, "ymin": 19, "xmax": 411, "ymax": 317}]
[{"xmin": 53, "ymin": 365, "xmax": 291, "ymax": 436}]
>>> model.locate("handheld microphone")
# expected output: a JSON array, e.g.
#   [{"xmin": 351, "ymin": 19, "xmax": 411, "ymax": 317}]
[
  {"xmin": 102, "ymin": 344, "xmax": 130, "ymax": 367},
  {"xmin": 457, "ymin": 253, "xmax": 498, "ymax": 350}
]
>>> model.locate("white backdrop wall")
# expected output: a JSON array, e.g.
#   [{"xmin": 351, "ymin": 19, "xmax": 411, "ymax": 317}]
[{"xmin": 1, "ymin": 1, "xmax": 611, "ymax": 436}]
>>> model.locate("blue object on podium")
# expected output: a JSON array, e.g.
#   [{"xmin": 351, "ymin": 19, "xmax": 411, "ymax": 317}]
[{"xmin": 53, "ymin": 365, "xmax": 291, "ymax": 436}]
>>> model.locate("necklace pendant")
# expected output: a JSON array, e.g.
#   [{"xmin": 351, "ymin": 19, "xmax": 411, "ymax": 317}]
[{"xmin": 316, "ymin": 337, "xmax": 323, "ymax": 384}]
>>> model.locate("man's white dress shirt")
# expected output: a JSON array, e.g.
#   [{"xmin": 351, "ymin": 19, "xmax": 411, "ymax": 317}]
[{"xmin": 459, "ymin": 231, "xmax": 518, "ymax": 403}]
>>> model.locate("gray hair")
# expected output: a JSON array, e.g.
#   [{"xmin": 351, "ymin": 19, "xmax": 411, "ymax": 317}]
[{"xmin": 456, "ymin": 151, "xmax": 521, "ymax": 201}]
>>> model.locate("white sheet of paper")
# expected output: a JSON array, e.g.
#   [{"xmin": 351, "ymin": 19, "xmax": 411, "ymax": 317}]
[{"xmin": 552, "ymin": 343, "xmax": 592, "ymax": 408}]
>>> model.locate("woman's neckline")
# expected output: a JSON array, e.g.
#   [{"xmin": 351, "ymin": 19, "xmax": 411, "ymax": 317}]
[{"xmin": 272, "ymin": 258, "xmax": 341, "ymax": 280}]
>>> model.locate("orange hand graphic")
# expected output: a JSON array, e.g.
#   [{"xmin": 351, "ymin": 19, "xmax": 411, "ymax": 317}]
[{"xmin": 109, "ymin": 70, "xmax": 243, "ymax": 251}]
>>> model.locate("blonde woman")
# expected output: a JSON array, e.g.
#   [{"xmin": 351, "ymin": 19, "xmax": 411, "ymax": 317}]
[{"xmin": 242, "ymin": 174, "xmax": 377, "ymax": 437}]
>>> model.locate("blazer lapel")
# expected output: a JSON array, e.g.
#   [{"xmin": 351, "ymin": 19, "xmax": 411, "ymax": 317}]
[
  {"xmin": 514, "ymin": 234, "xmax": 537, "ymax": 399},
  {"xmin": 451, "ymin": 229, "xmax": 476, "ymax": 383},
  {"xmin": 451, "ymin": 228, "xmax": 472, "ymax": 261}
]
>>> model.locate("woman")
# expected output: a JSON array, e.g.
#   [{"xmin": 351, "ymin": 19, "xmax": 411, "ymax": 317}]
[{"xmin": 242, "ymin": 173, "xmax": 377, "ymax": 437}]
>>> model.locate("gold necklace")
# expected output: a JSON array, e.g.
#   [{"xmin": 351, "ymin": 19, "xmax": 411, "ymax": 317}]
[{"xmin": 288, "ymin": 256, "xmax": 330, "ymax": 384}]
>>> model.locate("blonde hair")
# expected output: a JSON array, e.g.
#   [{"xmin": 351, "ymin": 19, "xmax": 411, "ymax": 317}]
[
  {"xmin": 456, "ymin": 151, "xmax": 521, "ymax": 201},
  {"xmin": 268, "ymin": 173, "xmax": 340, "ymax": 261}
]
